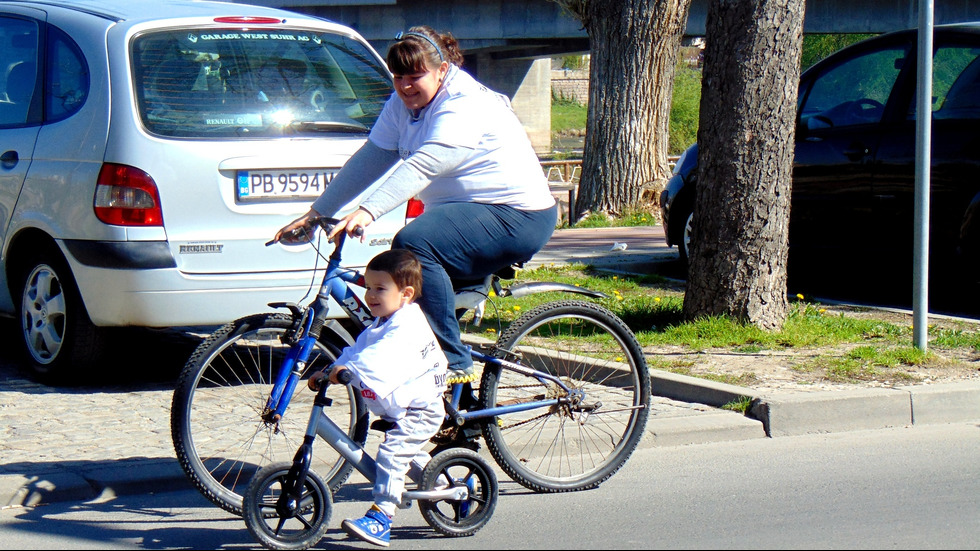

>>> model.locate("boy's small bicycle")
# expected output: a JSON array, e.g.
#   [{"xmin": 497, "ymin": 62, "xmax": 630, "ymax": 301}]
[
  {"xmin": 241, "ymin": 367, "xmax": 498, "ymax": 550},
  {"xmin": 171, "ymin": 216, "xmax": 651, "ymax": 518}
]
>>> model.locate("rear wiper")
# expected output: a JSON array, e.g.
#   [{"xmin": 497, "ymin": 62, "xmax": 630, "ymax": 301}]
[{"xmin": 290, "ymin": 120, "xmax": 369, "ymax": 133}]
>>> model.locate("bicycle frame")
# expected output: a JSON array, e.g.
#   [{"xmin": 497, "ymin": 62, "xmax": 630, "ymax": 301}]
[
  {"xmin": 304, "ymin": 380, "xmax": 467, "ymax": 503},
  {"xmin": 261, "ymin": 224, "xmax": 581, "ymax": 430}
]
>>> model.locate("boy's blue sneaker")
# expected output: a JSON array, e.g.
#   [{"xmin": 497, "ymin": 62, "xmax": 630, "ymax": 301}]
[{"xmin": 342, "ymin": 506, "xmax": 391, "ymax": 547}]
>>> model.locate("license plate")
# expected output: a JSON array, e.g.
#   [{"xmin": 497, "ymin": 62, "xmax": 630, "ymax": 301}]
[{"xmin": 236, "ymin": 169, "xmax": 337, "ymax": 202}]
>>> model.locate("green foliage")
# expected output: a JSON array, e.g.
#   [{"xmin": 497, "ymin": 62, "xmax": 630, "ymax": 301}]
[
  {"xmin": 721, "ymin": 395, "xmax": 755, "ymax": 414},
  {"xmin": 571, "ymin": 209, "xmax": 657, "ymax": 228},
  {"xmin": 462, "ymin": 264, "xmax": 979, "ymax": 386},
  {"xmin": 800, "ymin": 34, "xmax": 877, "ymax": 71},
  {"xmin": 557, "ymin": 55, "xmax": 588, "ymax": 71},
  {"xmin": 669, "ymin": 63, "xmax": 702, "ymax": 154},
  {"xmin": 551, "ymin": 96, "xmax": 586, "ymax": 133}
]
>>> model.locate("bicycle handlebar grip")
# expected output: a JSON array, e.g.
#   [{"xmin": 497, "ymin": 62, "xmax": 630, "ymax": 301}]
[{"xmin": 336, "ymin": 369, "xmax": 354, "ymax": 386}]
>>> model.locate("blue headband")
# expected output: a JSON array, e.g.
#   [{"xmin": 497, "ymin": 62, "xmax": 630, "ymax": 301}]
[{"xmin": 395, "ymin": 31, "xmax": 444, "ymax": 62}]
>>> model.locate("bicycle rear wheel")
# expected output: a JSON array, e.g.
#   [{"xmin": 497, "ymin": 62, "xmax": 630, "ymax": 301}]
[
  {"xmin": 479, "ymin": 300, "xmax": 650, "ymax": 493},
  {"xmin": 171, "ymin": 313, "xmax": 366, "ymax": 516}
]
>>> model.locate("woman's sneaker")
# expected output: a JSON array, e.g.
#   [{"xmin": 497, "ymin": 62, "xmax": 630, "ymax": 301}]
[
  {"xmin": 446, "ymin": 365, "xmax": 477, "ymax": 385},
  {"xmin": 342, "ymin": 505, "xmax": 391, "ymax": 547}
]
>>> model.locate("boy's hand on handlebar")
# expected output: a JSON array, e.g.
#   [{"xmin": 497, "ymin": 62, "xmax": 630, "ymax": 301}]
[
  {"xmin": 307, "ymin": 369, "xmax": 329, "ymax": 391},
  {"xmin": 327, "ymin": 208, "xmax": 373, "ymax": 243},
  {"xmin": 308, "ymin": 366, "xmax": 351, "ymax": 391}
]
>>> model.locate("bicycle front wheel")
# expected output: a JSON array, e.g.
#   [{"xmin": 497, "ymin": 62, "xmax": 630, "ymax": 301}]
[
  {"xmin": 171, "ymin": 313, "xmax": 366, "ymax": 516},
  {"xmin": 479, "ymin": 300, "xmax": 650, "ymax": 493}
]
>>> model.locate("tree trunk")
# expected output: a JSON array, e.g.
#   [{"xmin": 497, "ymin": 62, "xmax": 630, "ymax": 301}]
[
  {"xmin": 682, "ymin": 0, "xmax": 804, "ymax": 330},
  {"xmin": 572, "ymin": 0, "xmax": 692, "ymax": 220}
]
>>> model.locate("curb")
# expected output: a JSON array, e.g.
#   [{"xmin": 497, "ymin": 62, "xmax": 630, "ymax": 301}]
[{"xmin": 650, "ymin": 369, "xmax": 980, "ymax": 439}]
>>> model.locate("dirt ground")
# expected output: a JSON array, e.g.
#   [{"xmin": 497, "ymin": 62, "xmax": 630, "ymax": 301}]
[{"xmin": 645, "ymin": 304, "xmax": 980, "ymax": 394}]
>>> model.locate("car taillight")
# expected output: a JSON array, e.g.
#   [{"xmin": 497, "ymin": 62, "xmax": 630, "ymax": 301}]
[
  {"xmin": 406, "ymin": 197, "xmax": 425, "ymax": 224},
  {"xmin": 94, "ymin": 163, "xmax": 164, "ymax": 226}
]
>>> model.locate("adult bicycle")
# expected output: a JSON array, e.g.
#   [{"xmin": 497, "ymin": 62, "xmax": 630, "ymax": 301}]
[{"xmin": 171, "ymin": 216, "xmax": 651, "ymax": 515}]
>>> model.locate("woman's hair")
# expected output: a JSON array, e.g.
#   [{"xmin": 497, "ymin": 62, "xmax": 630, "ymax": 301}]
[
  {"xmin": 366, "ymin": 248, "xmax": 424, "ymax": 299},
  {"xmin": 387, "ymin": 25, "xmax": 464, "ymax": 74}
]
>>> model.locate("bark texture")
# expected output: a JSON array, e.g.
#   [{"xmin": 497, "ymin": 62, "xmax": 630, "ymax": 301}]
[
  {"xmin": 560, "ymin": 0, "xmax": 691, "ymax": 219},
  {"xmin": 682, "ymin": 0, "xmax": 804, "ymax": 330}
]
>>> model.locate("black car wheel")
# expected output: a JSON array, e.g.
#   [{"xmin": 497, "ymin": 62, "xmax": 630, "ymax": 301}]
[
  {"xmin": 17, "ymin": 245, "xmax": 103, "ymax": 382},
  {"xmin": 679, "ymin": 211, "xmax": 694, "ymax": 264}
]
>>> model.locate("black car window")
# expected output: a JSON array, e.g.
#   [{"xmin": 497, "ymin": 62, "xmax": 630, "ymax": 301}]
[
  {"xmin": 44, "ymin": 26, "xmax": 88, "ymax": 122},
  {"xmin": 800, "ymin": 46, "xmax": 907, "ymax": 129},
  {"xmin": 0, "ymin": 16, "xmax": 39, "ymax": 127},
  {"xmin": 915, "ymin": 45, "xmax": 980, "ymax": 120}
]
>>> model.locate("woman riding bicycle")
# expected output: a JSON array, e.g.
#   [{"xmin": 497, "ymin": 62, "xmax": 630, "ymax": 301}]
[{"xmin": 277, "ymin": 25, "xmax": 558, "ymax": 382}]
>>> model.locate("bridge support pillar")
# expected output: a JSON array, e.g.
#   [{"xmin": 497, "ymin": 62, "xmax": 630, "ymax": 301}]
[{"xmin": 472, "ymin": 54, "xmax": 552, "ymax": 155}]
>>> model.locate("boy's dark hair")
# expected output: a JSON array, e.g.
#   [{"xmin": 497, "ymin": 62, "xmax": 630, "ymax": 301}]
[{"xmin": 366, "ymin": 249, "xmax": 423, "ymax": 299}]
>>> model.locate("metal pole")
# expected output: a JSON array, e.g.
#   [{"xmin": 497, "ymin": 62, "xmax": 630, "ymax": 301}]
[{"xmin": 913, "ymin": 0, "xmax": 933, "ymax": 350}]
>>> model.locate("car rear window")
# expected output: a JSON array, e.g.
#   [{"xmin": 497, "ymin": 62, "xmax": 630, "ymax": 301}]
[{"xmin": 132, "ymin": 28, "xmax": 392, "ymax": 138}]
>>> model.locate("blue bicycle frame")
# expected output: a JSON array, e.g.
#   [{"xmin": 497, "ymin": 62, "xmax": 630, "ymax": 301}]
[{"xmin": 262, "ymin": 220, "xmax": 579, "ymax": 429}]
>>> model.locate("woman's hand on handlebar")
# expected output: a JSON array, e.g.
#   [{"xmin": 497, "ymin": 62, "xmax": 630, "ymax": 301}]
[
  {"xmin": 326, "ymin": 207, "xmax": 374, "ymax": 243},
  {"xmin": 272, "ymin": 210, "xmax": 318, "ymax": 246}
]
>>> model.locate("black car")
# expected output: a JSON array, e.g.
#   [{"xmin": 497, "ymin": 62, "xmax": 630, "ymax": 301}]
[{"xmin": 661, "ymin": 23, "xmax": 980, "ymax": 289}]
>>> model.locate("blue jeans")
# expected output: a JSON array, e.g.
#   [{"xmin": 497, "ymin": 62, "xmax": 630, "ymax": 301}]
[{"xmin": 392, "ymin": 202, "xmax": 558, "ymax": 370}]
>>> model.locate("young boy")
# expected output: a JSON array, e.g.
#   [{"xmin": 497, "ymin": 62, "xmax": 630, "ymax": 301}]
[{"xmin": 308, "ymin": 248, "xmax": 447, "ymax": 547}]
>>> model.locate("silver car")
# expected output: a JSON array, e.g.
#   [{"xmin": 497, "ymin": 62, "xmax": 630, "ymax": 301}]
[{"xmin": 0, "ymin": 0, "xmax": 405, "ymax": 380}]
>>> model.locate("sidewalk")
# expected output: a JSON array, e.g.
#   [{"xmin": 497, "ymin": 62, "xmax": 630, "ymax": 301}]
[{"xmin": 2, "ymin": 226, "xmax": 978, "ymax": 510}]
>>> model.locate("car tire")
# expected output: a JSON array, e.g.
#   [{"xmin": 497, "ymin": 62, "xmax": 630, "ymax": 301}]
[
  {"xmin": 678, "ymin": 211, "xmax": 694, "ymax": 265},
  {"xmin": 16, "ymin": 245, "xmax": 104, "ymax": 382}
]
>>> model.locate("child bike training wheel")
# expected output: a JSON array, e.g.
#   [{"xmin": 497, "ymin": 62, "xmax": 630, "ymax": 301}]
[
  {"xmin": 171, "ymin": 312, "xmax": 367, "ymax": 516},
  {"xmin": 419, "ymin": 447, "xmax": 498, "ymax": 537},
  {"xmin": 243, "ymin": 462, "xmax": 332, "ymax": 551},
  {"xmin": 480, "ymin": 299, "xmax": 651, "ymax": 493}
]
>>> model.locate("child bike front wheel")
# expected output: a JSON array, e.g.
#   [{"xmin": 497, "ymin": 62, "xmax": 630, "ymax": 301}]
[{"xmin": 242, "ymin": 462, "xmax": 332, "ymax": 551}]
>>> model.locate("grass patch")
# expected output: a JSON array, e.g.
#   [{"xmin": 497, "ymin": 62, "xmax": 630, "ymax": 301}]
[
  {"xmin": 462, "ymin": 264, "xmax": 979, "ymax": 387},
  {"xmin": 720, "ymin": 395, "xmax": 754, "ymax": 414},
  {"xmin": 572, "ymin": 209, "xmax": 659, "ymax": 228}
]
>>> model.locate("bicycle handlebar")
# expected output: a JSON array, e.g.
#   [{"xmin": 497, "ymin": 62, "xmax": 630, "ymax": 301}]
[{"xmin": 265, "ymin": 216, "xmax": 364, "ymax": 247}]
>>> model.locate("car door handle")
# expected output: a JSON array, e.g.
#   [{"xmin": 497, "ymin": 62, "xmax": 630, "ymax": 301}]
[
  {"xmin": 843, "ymin": 145, "xmax": 870, "ymax": 161},
  {"xmin": 1, "ymin": 150, "xmax": 19, "ymax": 169}
]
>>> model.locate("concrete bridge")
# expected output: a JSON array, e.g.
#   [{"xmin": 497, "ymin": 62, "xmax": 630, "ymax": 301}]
[{"xmin": 243, "ymin": 0, "xmax": 980, "ymax": 152}]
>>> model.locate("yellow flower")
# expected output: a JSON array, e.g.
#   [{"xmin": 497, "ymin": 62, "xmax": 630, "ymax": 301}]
[
  {"xmin": 486, "ymin": 328, "xmax": 496, "ymax": 333},
  {"xmin": 796, "ymin": 293, "xmax": 805, "ymax": 300},
  {"xmin": 613, "ymin": 276, "xmax": 618, "ymax": 280},
  {"xmin": 513, "ymin": 305, "xmax": 521, "ymax": 311},
  {"xmin": 615, "ymin": 356, "xmax": 623, "ymax": 362},
  {"xmin": 818, "ymin": 308, "xmax": 826, "ymax": 313},
  {"xmin": 654, "ymin": 297, "xmax": 661, "ymax": 303},
  {"xmin": 616, "ymin": 295, "xmax": 623, "ymax": 301},
  {"xmin": 488, "ymin": 290, "xmax": 496, "ymax": 298}
]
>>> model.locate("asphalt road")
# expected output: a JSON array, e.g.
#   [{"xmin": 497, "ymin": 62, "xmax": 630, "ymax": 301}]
[{"xmin": 1, "ymin": 422, "xmax": 977, "ymax": 549}]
